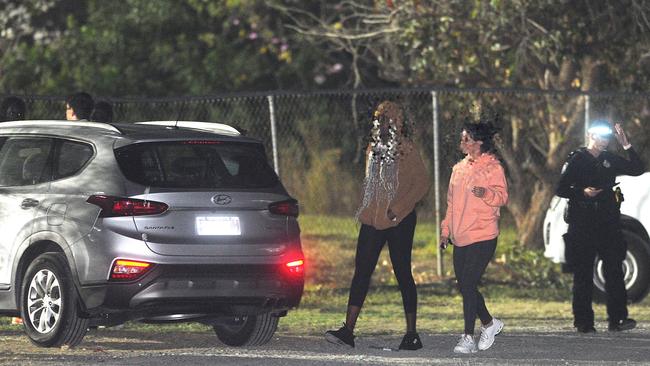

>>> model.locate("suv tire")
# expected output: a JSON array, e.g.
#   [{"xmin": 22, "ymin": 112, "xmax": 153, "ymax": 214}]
[
  {"xmin": 593, "ymin": 230, "xmax": 650, "ymax": 303},
  {"xmin": 20, "ymin": 253, "xmax": 89, "ymax": 347},
  {"xmin": 213, "ymin": 312, "xmax": 278, "ymax": 346}
]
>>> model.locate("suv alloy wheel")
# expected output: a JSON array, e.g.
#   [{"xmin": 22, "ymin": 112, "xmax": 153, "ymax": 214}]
[
  {"xmin": 21, "ymin": 253, "xmax": 89, "ymax": 347},
  {"xmin": 213, "ymin": 313, "xmax": 279, "ymax": 346}
]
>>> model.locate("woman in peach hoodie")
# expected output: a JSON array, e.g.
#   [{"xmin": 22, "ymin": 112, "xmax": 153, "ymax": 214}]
[{"xmin": 440, "ymin": 120, "xmax": 508, "ymax": 354}]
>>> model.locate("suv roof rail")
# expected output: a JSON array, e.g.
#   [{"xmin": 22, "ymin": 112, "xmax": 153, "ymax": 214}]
[
  {"xmin": 135, "ymin": 121, "xmax": 241, "ymax": 136},
  {"xmin": 0, "ymin": 120, "xmax": 123, "ymax": 134}
]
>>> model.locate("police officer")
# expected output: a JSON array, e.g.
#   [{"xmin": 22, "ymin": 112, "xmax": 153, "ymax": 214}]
[{"xmin": 557, "ymin": 120, "xmax": 644, "ymax": 333}]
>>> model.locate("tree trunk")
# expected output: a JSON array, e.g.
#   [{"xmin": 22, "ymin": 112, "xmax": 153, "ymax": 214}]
[
  {"xmin": 509, "ymin": 180, "xmax": 558, "ymax": 249},
  {"xmin": 498, "ymin": 98, "xmax": 585, "ymax": 249}
]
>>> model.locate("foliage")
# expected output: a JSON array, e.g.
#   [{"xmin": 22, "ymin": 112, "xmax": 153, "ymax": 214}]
[
  {"xmin": 395, "ymin": 1, "xmax": 650, "ymax": 89},
  {"xmin": 273, "ymin": 1, "xmax": 650, "ymax": 91},
  {"xmin": 494, "ymin": 239, "xmax": 572, "ymax": 290},
  {"xmin": 0, "ymin": 0, "xmax": 340, "ymax": 95},
  {"xmin": 302, "ymin": 148, "xmax": 359, "ymax": 214},
  {"xmin": 277, "ymin": 0, "xmax": 650, "ymax": 248}
]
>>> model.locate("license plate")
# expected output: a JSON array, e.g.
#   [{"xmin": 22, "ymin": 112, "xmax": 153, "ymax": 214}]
[{"xmin": 196, "ymin": 216, "xmax": 241, "ymax": 236}]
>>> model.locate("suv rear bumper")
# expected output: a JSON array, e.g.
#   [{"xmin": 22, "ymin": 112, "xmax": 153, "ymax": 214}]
[{"xmin": 78, "ymin": 263, "xmax": 303, "ymax": 320}]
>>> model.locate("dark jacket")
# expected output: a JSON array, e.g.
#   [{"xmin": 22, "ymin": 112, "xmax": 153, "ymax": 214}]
[{"xmin": 556, "ymin": 147, "xmax": 644, "ymax": 225}]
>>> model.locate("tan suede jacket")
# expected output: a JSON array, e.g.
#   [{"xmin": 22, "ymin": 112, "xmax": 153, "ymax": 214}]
[{"xmin": 357, "ymin": 141, "xmax": 431, "ymax": 229}]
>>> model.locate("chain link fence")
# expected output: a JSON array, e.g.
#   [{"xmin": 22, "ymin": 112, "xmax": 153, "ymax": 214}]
[{"xmin": 3, "ymin": 87, "xmax": 650, "ymax": 276}]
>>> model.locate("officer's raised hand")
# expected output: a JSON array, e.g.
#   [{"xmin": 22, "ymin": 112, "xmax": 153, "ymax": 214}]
[{"xmin": 613, "ymin": 123, "xmax": 630, "ymax": 147}]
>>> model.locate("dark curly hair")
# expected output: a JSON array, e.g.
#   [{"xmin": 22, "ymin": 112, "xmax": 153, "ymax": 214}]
[{"xmin": 463, "ymin": 118, "xmax": 501, "ymax": 154}]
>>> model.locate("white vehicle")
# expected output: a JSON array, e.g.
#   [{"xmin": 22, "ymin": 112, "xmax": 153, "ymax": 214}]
[{"xmin": 543, "ymin": 172, "xmax": 650, "ymax": 302}]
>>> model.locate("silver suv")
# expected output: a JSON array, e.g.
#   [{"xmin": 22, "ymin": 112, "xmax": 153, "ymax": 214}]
[{"xmin": 0, "ymin": 120, "xmax": 304, "ymax": 347}]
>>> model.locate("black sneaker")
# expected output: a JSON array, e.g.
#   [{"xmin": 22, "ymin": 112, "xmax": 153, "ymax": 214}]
[
  {"xmin": 325, "ymin": 324, "xmax": 355, "ymax": 348},
  {"xmin": 608, "ymin": 318, "xmax": 636, "ymax": 332},
  {"xmin": 398, "ymin": 331, "xmax": 423, "ymax": 350},
  {"xmin": 576, "ymin": 325, "xmax": 596, "ymax": 333}
]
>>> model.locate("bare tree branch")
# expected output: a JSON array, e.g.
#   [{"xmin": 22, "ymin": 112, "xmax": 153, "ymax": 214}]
[{"xmin": 284, "ymin": 25, "xmax": 401, "ymax": 41}]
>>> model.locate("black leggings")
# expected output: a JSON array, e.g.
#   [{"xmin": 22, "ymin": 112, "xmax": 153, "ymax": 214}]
[
  {"xmin": 453, "ymin": 238, "xmax": 497, "ymax": 335},
  {"xmin": 348, "ymin": 211, "xmax": 417, "ymax": 313}
]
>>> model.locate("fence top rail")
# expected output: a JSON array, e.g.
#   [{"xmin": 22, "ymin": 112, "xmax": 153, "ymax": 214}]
[{"xmin": 4, "ymin": 86, "xmax": 650, "ymax": 103}]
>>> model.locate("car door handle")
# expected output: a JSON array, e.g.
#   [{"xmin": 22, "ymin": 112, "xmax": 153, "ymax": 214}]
[{"xmin": 20, "ymin": 198, "xmax": 40, "ymax": 209}]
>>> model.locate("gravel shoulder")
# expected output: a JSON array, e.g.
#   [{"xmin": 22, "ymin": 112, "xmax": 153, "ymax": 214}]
[{"xmin": 1, "ymin": 324, "xmax": 649, "ymax": 366}]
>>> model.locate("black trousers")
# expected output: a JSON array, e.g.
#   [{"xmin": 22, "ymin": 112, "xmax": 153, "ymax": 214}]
[
  {"xmin": 453, "ymin": 238, "xmax": 497, "ymax": 335},
  {"xmin": 566, "ymin": 223, "xmax": 628, "ymax": 327},
  {"xmin": 348, "ymin": 211, "xmax": 417, "ymax": 313}
]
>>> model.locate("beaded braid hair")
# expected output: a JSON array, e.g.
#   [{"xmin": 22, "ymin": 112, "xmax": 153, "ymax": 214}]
[{"xmin": 356, "ymin": 101, "xmax": 413, "ymax": 220}]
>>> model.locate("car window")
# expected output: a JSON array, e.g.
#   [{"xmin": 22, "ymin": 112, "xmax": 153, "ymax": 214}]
[
  {"xmin": 114, "ymin": 141, "xmax": 279, "ymax": 189},
  {"xmin": 54, "ymin": 140, "xmax": 94, "ymax": 180},
  {"xmin": 0, "ymin": 137, "xmax": 54, "ymax": 187}
]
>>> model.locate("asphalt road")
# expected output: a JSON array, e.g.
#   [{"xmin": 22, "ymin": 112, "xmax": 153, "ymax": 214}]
[{"xmin": 1, "ymin": 325, "xmax": 649, "ymax": 365}]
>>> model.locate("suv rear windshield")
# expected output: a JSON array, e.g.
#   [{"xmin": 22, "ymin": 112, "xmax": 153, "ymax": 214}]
[{"xmin": 115, "ymin": 141, "xmax": 279, "ymax": 189}]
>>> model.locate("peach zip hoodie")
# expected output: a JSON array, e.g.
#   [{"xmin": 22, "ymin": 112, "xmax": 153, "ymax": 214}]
[{"xmin": 441, "ymin": 153, "xmax": 508, "ymax": 246}]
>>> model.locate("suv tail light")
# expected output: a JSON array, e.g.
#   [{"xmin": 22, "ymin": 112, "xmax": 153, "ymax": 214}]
[
  {"xmin": 269, "ymin": 199, "xmax": 299, "ymax": 217},
  {"xmin": 87, "ymin": 195, "xmax": 169, "ymax": 217},
  {"xmin": 110, "ymin": 259, "xmax": 153, "ymax": 281},
  {"xmin": 285, "ymin": 259, "xmax": 305, "ymax": 276}
]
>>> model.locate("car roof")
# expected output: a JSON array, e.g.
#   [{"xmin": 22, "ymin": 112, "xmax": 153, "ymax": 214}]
[
  {"xmin": 133, "ymin": 121, "xmax": 241, "ymax": 135},
  {"xmin": 0, "ymin": 120, "xmax": 123, "ymax": 135},
  {"xmin": 0, "ymin": 120, "xmax": 260, "ymax": 145}
]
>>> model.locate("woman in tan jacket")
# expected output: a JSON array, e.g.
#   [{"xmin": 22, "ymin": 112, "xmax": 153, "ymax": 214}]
[{"xmin": 325, "ymin": 101, "xmax": 430, "ymax": 350}]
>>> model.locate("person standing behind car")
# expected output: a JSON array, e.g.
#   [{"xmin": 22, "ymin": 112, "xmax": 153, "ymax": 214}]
[
  {"xmin": 1, "ymin": 96, "xmax": 26, "ymax": 121},
  {"xmin": 91, "ymin": 100, "xmax": 113, "ymax": 123},
  {"xmin": 65, "ymin": 92, "xmax": 94, "ymax": 121},
  {"xmin": 557, "ymin": 120, "xmax": 644, "ymax": 333},
  {"xmin": 439, "ymin": 118, "xmax": 508, "ymax": 354},
  {"xmin": 325, "ymin": 101, "xmax": 430, "ymax": 350}
]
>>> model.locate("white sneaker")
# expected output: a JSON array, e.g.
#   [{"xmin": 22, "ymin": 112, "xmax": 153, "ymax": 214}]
[
  {"xmin": 478, "ymin": 318, "xmax": 504, "ymax": 351},
  {"xmin": 453, "ymin": 334, "xmax": 478, "ymax": 354}
]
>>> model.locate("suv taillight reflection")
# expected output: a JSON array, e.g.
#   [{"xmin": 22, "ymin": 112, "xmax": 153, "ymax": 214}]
[
  {"xmin": 269, "ymin": 199, "xmax": 299, "ymax": 217},
  {"xmin": 87, "ymin": 195, "xmax": 169, "ymax": 217}
]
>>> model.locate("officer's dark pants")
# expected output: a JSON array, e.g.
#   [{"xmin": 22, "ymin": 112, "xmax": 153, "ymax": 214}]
[{"xmin": 566, "ymin": 222, "xmax": 628, "ymax": 327}]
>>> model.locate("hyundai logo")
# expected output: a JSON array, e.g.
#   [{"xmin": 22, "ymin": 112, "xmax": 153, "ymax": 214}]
[{"xmin": 212, "ymin": 194, "xmax": 232, "ymax": 205}]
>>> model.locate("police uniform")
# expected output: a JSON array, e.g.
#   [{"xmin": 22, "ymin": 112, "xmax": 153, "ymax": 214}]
[{"xmin": 556, "ymin": 145, "xmax": 644, "ymax": 331}]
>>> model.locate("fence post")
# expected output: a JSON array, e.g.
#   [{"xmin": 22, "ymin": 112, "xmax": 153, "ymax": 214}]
[
  {"xmin": 432, "ymin": 91, "xmax": 443, "ymax": 277},
  {"xmin": 584, "ymin": 94, "xmax": 590, "ymax": 145},
  {"xmin": 267, "ymin": 95, "xmax": 280, "ymax": 175}
]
